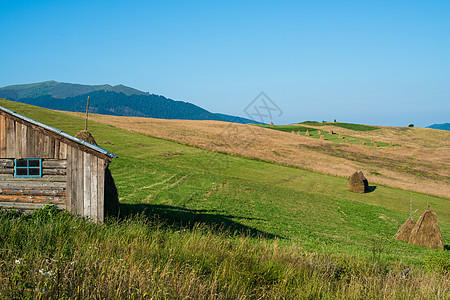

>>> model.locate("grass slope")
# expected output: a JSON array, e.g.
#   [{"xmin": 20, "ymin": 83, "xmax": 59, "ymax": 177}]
[
  {"xmin": 0, "ymin": 100, "xmax": 449, "ymax": 298},
  {"xmin": 257, "ymin": 124, "xmax": 389, "ymax": 146}
]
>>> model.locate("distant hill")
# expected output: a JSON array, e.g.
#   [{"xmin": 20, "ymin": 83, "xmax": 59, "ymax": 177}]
[
  {"xmin": 0, "ymin": 81, "xmax": 261, "ymax": 124},
  {"xmin": 427, "ymin": 123, "xmax": 450, "ymax": 131}
]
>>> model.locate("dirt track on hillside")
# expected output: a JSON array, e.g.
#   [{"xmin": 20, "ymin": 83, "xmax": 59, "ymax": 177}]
[{"xmin": 65, "ymin": 112, "xmax": 450, "ymax": 199}]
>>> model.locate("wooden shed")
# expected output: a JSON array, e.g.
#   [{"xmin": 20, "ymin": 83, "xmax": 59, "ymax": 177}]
[{"xmin": 0, "ymin": 105, "xmax": 117, "ymax": 222}]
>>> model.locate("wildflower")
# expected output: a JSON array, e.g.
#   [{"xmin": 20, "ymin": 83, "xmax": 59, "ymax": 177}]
[{"xmin": 39, "ymin": 269, "xmax": 55, "ymax": 276}]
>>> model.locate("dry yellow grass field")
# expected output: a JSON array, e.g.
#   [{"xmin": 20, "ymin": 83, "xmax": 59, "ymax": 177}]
[{"xmin": 65, "ymin": 112, "xmax": 450, "ymax": 199}]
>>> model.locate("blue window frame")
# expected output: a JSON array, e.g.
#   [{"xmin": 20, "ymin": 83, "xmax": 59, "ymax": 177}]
[{"xmin": 14, "ymin": 159, "xmax": 42, "ymax": 177}]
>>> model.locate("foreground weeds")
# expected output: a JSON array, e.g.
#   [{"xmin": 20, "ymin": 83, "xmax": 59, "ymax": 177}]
[{"xmin": 0, "ymin": 207, "xmax": 448, "ymax": 299}]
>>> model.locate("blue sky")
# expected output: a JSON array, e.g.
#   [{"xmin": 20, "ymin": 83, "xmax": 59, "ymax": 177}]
[{"xmin": 1, "ymin": 0, "xmax": 449, "ymax": 127}]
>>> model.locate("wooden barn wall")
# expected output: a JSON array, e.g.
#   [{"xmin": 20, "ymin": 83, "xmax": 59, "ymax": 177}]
[
  {"xmin": 66, "ymin": 146, "xmax": 106, "ymax": 222},
  {"xmin": 0, "ymin": 112, "xmax": 108, "ymax": 222},
  {"xmin": 0, "ymin": 113, "xmax": 68, "ymax": 159},
  {"xmin": 0, "ymin": 159, "xmax": 67, "ymax": 211}
]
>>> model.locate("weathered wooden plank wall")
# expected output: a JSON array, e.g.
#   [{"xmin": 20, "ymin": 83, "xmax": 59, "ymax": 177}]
[
  {"xmin": 0, "ymin": 110, "xmax": 108, "ymax": 222},
  {"xmin": 65, "ymin": 147, "xmax": 106, "ymax": 222},
  {"xmin": 0, "ymin": 158, "xmax": 67, "ymax": 212}
]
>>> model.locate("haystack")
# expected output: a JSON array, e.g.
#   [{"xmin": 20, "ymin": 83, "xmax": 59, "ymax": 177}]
[
  {"xmin": 75, "ymin": 130, "xmax": 98, "ymax": 146},
  {"xmin": 408, "ymin": 209, "xmax": 444, "ymax": 250},
  {"xmin": 394, "ymin": 217, "xmax": 416, "ymax": 243},
  {"xmin": 347, "ymin": 171, "xmax": 367, "ymax": 193},
  {"xmin": 318, "ymin": 130, "xmax": 321, "ymax": 135},
  {"xmin": 305, "ymin": 130, "xmax": 310, "ymax": 136},
  {"xmin": 358, "ymin": 171, "xmax": 368, "ymax": 190},
  {"xmin": 320, "ymin": 134, "xmax": 324, "ymax": 140},
  {"xmin": 270, "ymin": 121, "xmax": 274, "ymax": 127}
]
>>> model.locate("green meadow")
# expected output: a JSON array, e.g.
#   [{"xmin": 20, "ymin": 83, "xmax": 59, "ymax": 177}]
[
  {"xmin": 257, "ymin": 123, "xmax": 390, "ymax": 146},
  {"xmin": 0, "ymin": 100, "xmax": 449, "ymax": 299}
]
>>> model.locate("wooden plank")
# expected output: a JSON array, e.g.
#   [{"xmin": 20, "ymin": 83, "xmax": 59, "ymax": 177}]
[
  {"xmin": 0, "ymin": 202, "xmax": 66, "ymax": 211},
  {"xmin": 0, "ymin": 115, "xmax": 6, "ymax": 158},
  {"xmin": 66, "ymin": 146, "xmax": 72, "ymax": 212},
  {"xmin": 54, "ymin": 140, "xmax": 60, "ymax": 159},
  {"xmin": 15, "ymin": 122, "xmax": 22, "ymax": 158},
  {"xmin": 0, "ymin": 174, "xmax": 66, "ymax": 182},
  {"xmin": 42, "ymin": 160, "xmax": 67, "ymax": 169},
  {"xmin": 0, "ymin": 181, "xmax": 66, "ymax": 189},
  {"xmin": 76, "ymin": 148, "xmax": 83, "ymax": 216},
  {"xmin": 5, "ymin": 118, "xmax": 15, "ymax": 157},
  {"xmin": 0, "ymin": 188, "xmax": 66, "ymax": 196},
  {"xmin": 0, "ymin": 159, "xmax": 13, "ymax": 167},
  {"xmin": 26, "ymin": 127, "xmax": 35, "ymax": 158},
  {"xmin": 0, "ymin": 195, "xmax": 65, "ymax": 202},
  {"xmin": 0, "ymin": 169, "xmax": 13, "ymax": 174},
  {"xmin": 48, "ymin": 137, "xmax": 55, "ymax": 159},
  {"xmin": 59, "ymin": 142, "xmax": 67, "ymax": 160},
  {"xmin": 83, "ymin": 151, "xmax": 91, "ymax": 219},
  {"xmin": 32, "ymin": 128, "xmax": 40, "ymax": 157},
  {"xmin": 20, "ymin": 123, "xmax": 26, "ymax": 158},
  {"xmin": 43, "ymin": 135, "xmax": 49, "ymax": 158},
  {"xmin": 42, "ymin": 169, "xmax": 66, "ymax": 175},
  {"xmin": 70, "ymin": 147, "xmax": 79, "ymax": 214},
  {"xmin": 97, "ymin": 159, "xmax": 105, "ymax": 222},
  {"xmin": 90, "ymin": 156, "xmax": 98, "ymax": 222},
  {"xmin": 38, "ymin": 131, "xmax": 45, "ymax": 157}
]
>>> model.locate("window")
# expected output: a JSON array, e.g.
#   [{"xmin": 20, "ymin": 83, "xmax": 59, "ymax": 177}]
[{"xmin": 15, "ymin": 159, "xmax": 42, "ymax": 177}]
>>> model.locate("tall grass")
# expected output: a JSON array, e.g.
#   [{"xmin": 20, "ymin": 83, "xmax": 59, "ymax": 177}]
[{"xmin": 1, "ymin": 207, "xmax": 448, "ymax": 299}]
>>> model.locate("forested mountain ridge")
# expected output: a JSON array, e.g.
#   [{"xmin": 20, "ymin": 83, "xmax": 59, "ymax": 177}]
[
  {"xmin": 0, "ymin": 81, "xmax": 260, "ymax": 124},
  {"xmin": 427, "ymin": 123, "xmax": 450, "ymax": 131}
]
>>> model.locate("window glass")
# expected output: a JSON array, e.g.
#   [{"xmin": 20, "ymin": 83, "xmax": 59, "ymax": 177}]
[
  {"xmin": 15, "ymin": 159, "xmax": 42, "ymax": 177},
  {"xmin": 16, "ymin": 160, "xmax": 28, "ymax": 167}
]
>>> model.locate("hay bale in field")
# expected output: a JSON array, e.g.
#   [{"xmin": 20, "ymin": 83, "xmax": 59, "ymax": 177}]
[
  {"xmin": 270, "ymin": 121, "xmax": 274, "ymax": 127},
  {"xmin": 408, "ymin": 209, "xmax": 444, "ymax": 250},
  {"xmin": 320, "ymin": 134, "xmax": 325, "ymax": 140},
  {"xmin": 75, "ymin": 130, "xmax": 98, "ymax": 146},
  {"xmin": 297, "ymin": 131, "xmax": 301, "ymax": 135},
  {"xmin": 291, "ymin": 130, "xmax": 295, "ymax": 134},
  {"xmin": 371, "ymin": 139, "xmax": 374, "ymax": 143},
  {"xmin": 358, "ymin": 171, "xmax": 368, "ymax": 190},
  {"xmin": 360, "ymin": 140, "xmax": 365, "ymax": 145},
  {"xmin": 306, "ymin": 130, "xmax": 310, "ymax": 136},
  {"xmin": 339, "ymin": 133, "xmax": 343, "ymax": 139},
  {"xmin": 318, "ymin": 130, "xmax": 321, "ymax": 135},
  {"xmin": 394, "ymin": 217, "xmax": 416, "ymax": 243},
  {"xmin": 345, "ymin": 139, "xmax": 349, "ymax": 144},
  {"xmin": 347, "ymin": 171, "xmax": 367, "ymax": 193},
  {"xmin": 374, "ymin": 142, "xmax": 378, "ymax": 147}
]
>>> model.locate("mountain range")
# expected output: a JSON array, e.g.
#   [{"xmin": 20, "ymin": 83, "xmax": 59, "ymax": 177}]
[
  {"xmin": 0, "ymin": 81, "xmax": 261, "ymax": 124},
  {"xmin": 426, "ymin": 123, "xmax": 450, "ymax": 131}
]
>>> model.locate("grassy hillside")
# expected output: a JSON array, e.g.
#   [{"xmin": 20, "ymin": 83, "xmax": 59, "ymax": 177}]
[
  {"xmin": 257, "ymin": 124, "xmax": 390, "ymax": 146},
  {"xmin": 64, "ymin": 110, "xmax": 450, "ymax": 199},
  {"xmin": 0, "ymin": 100, "xmax": 449, "ymax": 298}
]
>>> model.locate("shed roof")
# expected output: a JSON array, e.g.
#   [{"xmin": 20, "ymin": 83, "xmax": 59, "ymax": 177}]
[{"xmin": 0, "ymin": 105, "xmax": 117, "ymax": 159}]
